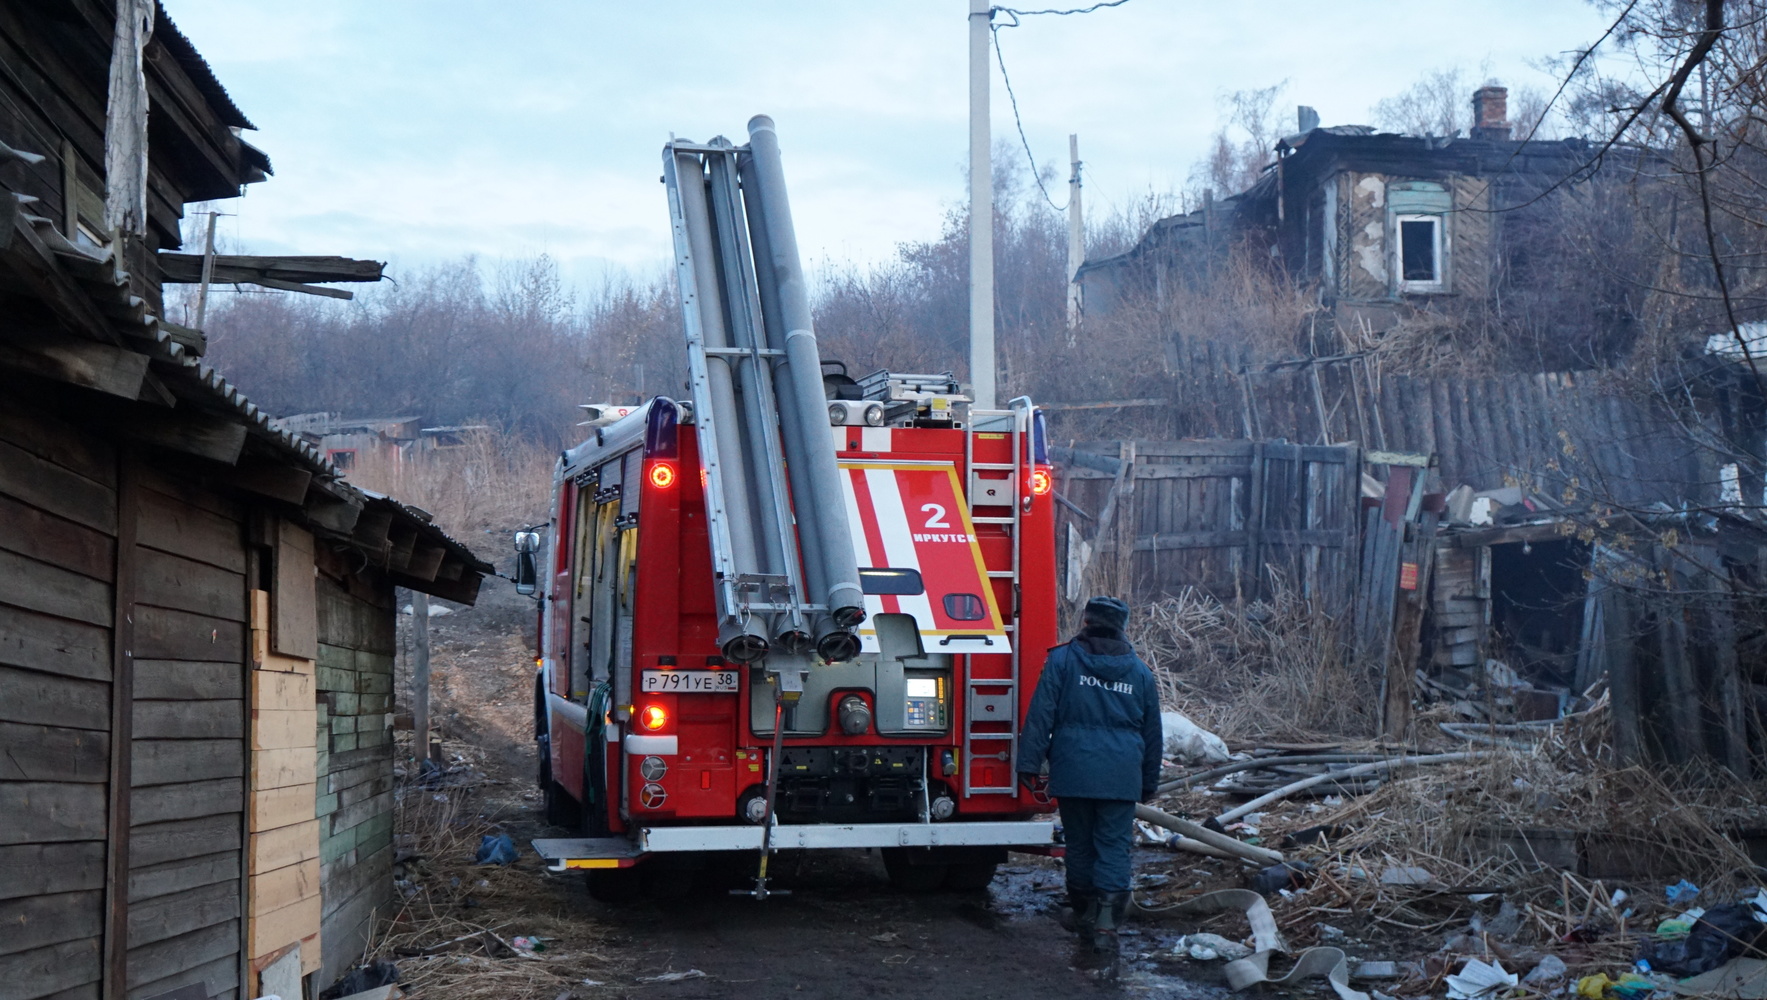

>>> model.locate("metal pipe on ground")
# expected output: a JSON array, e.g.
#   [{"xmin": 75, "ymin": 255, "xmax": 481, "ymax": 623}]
[
  {"xmin": 744, "ymin": 115, "xmax": 866, "ymax": 642},
  {"xmin": 1156, "ymin": 754, "xmax": 1392, "ymax": 795},
  {"xmin": 1134, "ymin": 804, "xmax": 1284, "ymax": 866}
]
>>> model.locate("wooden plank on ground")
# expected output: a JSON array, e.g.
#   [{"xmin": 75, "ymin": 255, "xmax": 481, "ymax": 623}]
[
  {"xmin": 131, "ymin": 699, "xmax": 243, "ymax": 740},
  {"xmin": 249, "ymin": 819, "xmax": 320, "ymax": 872},
  {"xmin": 0, "ymin": 782, "xmax": 107, "ymax": 844},
  {"xmin": 0, "ymin": 842, "xmax": 106, "ymax": 901},
  {"xmin": 0, "ymin": 604, "xmax": 110, "ymax": 681},
  {"xmin": 0, "ymin": 720, "xmax": 108, "ymax": 781}
]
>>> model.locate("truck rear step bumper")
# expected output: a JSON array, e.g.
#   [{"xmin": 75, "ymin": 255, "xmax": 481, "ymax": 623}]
[{"xmin": 534, "ymin": 820, "xmax": 1055, "ymax": 871}]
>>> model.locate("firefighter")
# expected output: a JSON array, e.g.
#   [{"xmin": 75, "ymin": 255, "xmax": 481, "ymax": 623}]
[{"xmin": 1018, "ymin": 596, "xmax": 1163, "ymax": 956}]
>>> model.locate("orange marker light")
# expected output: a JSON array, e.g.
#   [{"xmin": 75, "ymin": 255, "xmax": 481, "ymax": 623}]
[
  {"xmin": 648, "ymin": 462, "xmax": 677, "ymax": 489},
  {"xmin": 1030, "ymin": 466, "xmax": 1054, "ymax": 496},
  {"xmin": 639, "ymin": 704, "xmax": 668, "ymax": 731}
]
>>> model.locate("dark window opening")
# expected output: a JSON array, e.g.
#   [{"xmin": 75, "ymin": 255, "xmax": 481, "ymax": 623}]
[
  {"xmin": 1399, "ymin": 217, "xmax": 1439, "ymax": 284},
  {"xmin": 860, "ymin": 567, "xmax": 924, "ymax": 595},
  {"xmin": 327, "ymin": 448, "xmax": 357, "ymax": 470},
  {"xmin": 942, "ymin": 593, "xmax": 986, "ymax": 621}
]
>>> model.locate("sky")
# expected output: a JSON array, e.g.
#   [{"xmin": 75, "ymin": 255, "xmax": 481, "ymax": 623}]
[{"xmin": 165, "ymin": 1, "xmax": 1617, "ymax": 291}]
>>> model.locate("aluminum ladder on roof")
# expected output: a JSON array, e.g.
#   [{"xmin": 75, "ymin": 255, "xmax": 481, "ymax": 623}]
[{"xmin": 959, "ymin": 397, "xmax": 1033, "ymax": 796}]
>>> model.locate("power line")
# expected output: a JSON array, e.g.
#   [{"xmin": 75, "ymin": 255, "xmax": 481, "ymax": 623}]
[
  {"xmin": 995, "ymin": 0, "xmax": 1134, "ymax": 16},
  {"xmin": 991, "ymin": 24, "xmax": 1067, "ymax": 213},
  {"xmin": 986, "ymin": 1, "xmax": 1134, "ymax": 214}
]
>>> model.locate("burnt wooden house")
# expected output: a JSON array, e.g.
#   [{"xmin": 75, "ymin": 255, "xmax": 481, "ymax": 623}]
[{"xmin": 0, "ymin": 4, "xmax": 492, "ymax": 999}]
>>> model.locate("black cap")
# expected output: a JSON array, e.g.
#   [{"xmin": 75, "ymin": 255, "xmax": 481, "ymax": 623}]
[{"xmin": 1083, "ymin": 596, "xmax": 1130, "ymax": 632}]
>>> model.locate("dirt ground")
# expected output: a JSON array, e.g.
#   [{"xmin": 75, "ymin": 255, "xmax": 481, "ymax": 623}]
[{"xmin": 385, "ymin": 578, "xmax": 1234, "ymax": 1000}]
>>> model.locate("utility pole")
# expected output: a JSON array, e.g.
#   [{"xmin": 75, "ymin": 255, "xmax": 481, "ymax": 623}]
[
  {"xmin": 968, "ymin": 0, "xmax": 995, "ymax": 410},
  {"xmin": 1066, "ymin": 133, "xmax": 1084, "ymax": 341},
  {"xmin": 192, "ymin": 211, "xmax": 218, "ymax": 330}
]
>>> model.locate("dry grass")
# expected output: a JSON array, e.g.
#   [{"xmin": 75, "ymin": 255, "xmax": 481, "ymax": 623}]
[
  {"xmin": 1129, "ymin": 585, "xmax": 1379, "ymax": 744},
  {"xmin": 347, "ymin": 427, "xmax": 556, "ymax": 543},
  {"xmin": 362, "ymin": 733, "xmax": 622, "ymax": 999}
]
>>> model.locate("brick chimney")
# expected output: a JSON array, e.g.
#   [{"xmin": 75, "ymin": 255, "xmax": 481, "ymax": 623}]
[{"xmin": 1470, "ymin": 86, "xmax": 1510, "ymax": 141}]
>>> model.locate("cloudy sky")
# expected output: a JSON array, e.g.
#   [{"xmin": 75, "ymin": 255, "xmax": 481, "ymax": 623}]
[{"xmin": 166, "ymin": 1, "xmax": 1615, "ymax": 289}]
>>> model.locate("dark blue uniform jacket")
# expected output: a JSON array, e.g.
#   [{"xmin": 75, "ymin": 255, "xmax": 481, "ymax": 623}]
[{"xmin": 1018, "ymin": 632, "xmax": 1164, "ymax": 801}]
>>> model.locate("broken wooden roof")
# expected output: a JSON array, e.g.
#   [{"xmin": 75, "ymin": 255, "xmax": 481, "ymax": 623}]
[{"xmin": 0, "ymin": 176, "xmax": 492, "ymax": 604}]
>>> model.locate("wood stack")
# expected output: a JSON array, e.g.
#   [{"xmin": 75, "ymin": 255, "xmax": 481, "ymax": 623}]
[{"xmin": 246, "ymin": 519, "xmax": 324, "ymax": 988}]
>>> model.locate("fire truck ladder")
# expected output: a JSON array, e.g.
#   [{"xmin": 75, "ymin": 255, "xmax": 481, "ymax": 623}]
[{"xmin": 960, "ymin": 397, "xmax": 1035, "ymax": 797}]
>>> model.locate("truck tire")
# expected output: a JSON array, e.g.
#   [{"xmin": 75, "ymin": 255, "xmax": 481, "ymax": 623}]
[
  {"xmin": 881, "ymin": 848, "xmax": 948, "ymax": 892},
  {"xmin": 586, "ymin": 867, "xmax": 644, "ymax": 904},
  {"xmin": 944, "ymin": 861, "xmax": 1000, "ymax": 891}
]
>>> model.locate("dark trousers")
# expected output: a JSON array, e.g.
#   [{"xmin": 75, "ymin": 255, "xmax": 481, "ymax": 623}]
[{"xmin": 1060, "ymin": 797, "xmax": 1136, "ymax": 893}]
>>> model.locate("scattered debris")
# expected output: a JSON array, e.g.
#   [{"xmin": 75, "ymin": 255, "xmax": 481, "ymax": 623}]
[
  {"xmin": 636, "ymin": 970, "xmax": 708, "ymax": 983},
  {"xmin": 474, "ymin": 833, "xmax": 519, "ymax": 865},
  {"xmin": 1444, "ymin": 958, "xmax": 1517, "ymax": 999}
]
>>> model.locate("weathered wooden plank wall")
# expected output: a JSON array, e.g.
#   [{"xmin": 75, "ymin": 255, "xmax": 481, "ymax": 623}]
[
  {"xmin": 0, "ymin": 395, "xmax": 115, "ymax": 1000},
  {"xmin": 126, "ymin": 466, "xmax": 248, "ymax": 1000},
  {"xmin": 313, "ymin": 556, "xmax": 398, "ymax": 986}
]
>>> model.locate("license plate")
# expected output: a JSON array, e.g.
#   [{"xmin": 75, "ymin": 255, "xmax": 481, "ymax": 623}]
[{"xmin": 641, "ymin": 669, "xmax": 740, "ymax": 693}]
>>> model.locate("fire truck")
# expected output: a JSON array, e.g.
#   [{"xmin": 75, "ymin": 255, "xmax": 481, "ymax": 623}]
[{"xmin": 522, "ymin": 116, "xmax": 1059, "ymax": 898}]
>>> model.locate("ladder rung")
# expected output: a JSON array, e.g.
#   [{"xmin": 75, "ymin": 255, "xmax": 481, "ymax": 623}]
[
  {"xmin": 985, "ymin": 570, "xmax": 1014, "ymax": 578},
  {"xmin": 970, "ymin": 462, "xmax": 1016, "ymax": 470},
  {"xmin": 971, "ymin": 516, "xmax": 1015, "ymax": 524}
]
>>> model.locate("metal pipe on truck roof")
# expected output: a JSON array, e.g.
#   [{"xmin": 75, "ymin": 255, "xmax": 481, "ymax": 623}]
[
  {"xmin": 737, "ymin": 150, "xmax": 831, "ymax": 642},
  {"xmin": 674, "ymin": 150, "xmax": 768, "ymax": 660},
  {"xmin": 743, "ymin": 115, "xmax": 867, "ymax": 633}
]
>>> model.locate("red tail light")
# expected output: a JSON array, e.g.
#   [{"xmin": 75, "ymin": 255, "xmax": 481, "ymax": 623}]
[
  {"xmin": 648, "ymin": 462, "xmax": 677, "ymax": 490},
  {"xmin": 1030, "ymin": 466, "xmax": 1053, "ymax": 496},
  {"xmin": 639, "ymin": 704, "xmax": 668, "ymax": 731}
]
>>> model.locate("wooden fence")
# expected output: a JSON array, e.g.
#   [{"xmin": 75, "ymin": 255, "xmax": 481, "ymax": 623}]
[{"xmin": 1053, "ymin": 439, "xmax": 1361, "ymax": 611}]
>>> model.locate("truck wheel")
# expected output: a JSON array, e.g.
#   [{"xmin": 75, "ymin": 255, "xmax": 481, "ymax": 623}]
[
  {"xmin": 586, "ymin": 867, "xmax": 644, "ymax": 904},
  {"xmin": 881, "ymin": 849, "xmax": 948, "ymax": 892},
  {"xmin": 944, "ymin": 861, "xmax": 1000, "ymax": 891}
]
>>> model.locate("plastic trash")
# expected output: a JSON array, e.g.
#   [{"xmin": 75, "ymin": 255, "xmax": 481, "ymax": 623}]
[
  {"xmin": 474, "ymin": 834, "xmax": 518, "ymax": 866},
  {"xmin": 1648, "ymin": 902, "xmax": 1767, "ymax": 976},
  {"xmin": 636, "ymin": 970, "xmax": 707, "ymax": 983},
  {"xmin": 1160, "ymin": 711, "xmax": 1230, "ymax": 764},
  {"xmin": 1175, "ymin": 933, "xmax": 1251, "ymax": 961},
  {"xmin": 1577, "ymin": 973, "xmax": 1615, "ymax": 999},
  {"xmin": 1445, "ymin": 958, "xmax": 1517, "ymax": 999},
  {"xmin": 1658, "ymin": 907, "xmax": 1706, "ymax": 939},
  {"xmin": 1249, "ymin": 860, "xmax": 1315, "ymax": 896},
  {"xmin": 1668, "ymin": 880, "xmax": 1703, "ymax": 904},
  {"xmin": 1524, "ymin": 955, "xmax": 1568, "ymax": 988}
]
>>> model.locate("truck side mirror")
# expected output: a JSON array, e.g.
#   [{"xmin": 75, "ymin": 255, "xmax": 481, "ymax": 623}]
[{"xmin": 513, "ymin": 530, "xmax": 540, "ymax": 596}]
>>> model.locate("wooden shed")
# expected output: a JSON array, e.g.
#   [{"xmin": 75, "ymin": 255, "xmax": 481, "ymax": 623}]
[{"xmin": 0, "ymin": 4, "xmax": 493, "ymax": 998}]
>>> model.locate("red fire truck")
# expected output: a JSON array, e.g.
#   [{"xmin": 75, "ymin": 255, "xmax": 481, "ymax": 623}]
[{"xmin": 522, "ymin": 117, "xmax": 1059, "ymax": 898}]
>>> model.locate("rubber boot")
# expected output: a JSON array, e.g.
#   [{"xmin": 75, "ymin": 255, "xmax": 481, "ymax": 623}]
[
  {"xmin": 1092, "ymin": 890, "xmax": 1131, "ymax": 954},
  {"xmin": 1066, "ymin": 886, "xmax": 1099, "ymax": 938}
]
